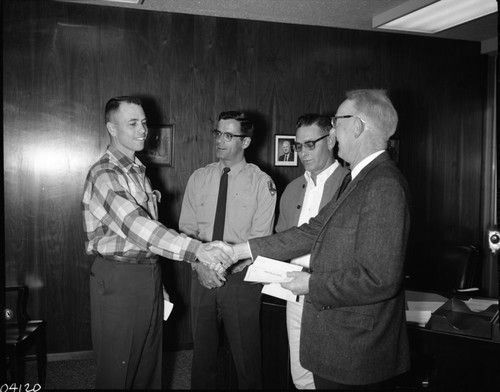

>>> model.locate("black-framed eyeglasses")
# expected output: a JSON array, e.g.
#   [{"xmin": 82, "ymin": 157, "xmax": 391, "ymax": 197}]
[
  {"xmin": 292, "ymin": 134, "xmax": 329, "ymax": 152},
  {"xmin": 331, "ymin": 115, "xmax": 367, "ymax": 129},
  {"xmin": 211, "ymin": 129, "xmax": 247, "ymax": 142}
]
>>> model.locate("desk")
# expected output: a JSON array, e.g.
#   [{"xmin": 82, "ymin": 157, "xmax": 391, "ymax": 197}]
[
  {"xmin": 406, "ymin": 291, "xmax": 500, "ymax": 391},
  {"xmin": 222, "ymin": 292, "xmax": 500, "ymax": 390}
]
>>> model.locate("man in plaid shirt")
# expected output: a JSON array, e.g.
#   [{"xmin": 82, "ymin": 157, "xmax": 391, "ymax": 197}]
[{"xmin": 82, "ymin": 96, "xmax": 233, "ymax": 390}]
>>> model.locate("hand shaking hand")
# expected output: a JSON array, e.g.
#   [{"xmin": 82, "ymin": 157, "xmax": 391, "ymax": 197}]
[
  {"xmin": 209, "ymin": 241, "xmax": 239, "ymax": 269},
  {"xmin": 280, "ymin": 271, "xmax": 311, "ymax": 295},
  {"xmin": 195, "ymin": 241, "xmax": 238, "ymax": 274},
  {"xmin": 194, "ymin": 263, "xmax": 226, "ymax": 289}
]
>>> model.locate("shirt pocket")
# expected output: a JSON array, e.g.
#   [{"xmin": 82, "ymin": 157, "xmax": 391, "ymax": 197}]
[
  {"xmin": 127, "ymin": 179, "xmax": 148, "ymax": 206},
  {"xmin": 228, "ymin": 192, "xmax": 256, "ymax": 232},
  {"xmin": 196, "ymin": 191, "xmax": 218, "ymax": 226},
  {"xmin": 321, "ymin": 307, "xmax": 374, "ymax": 331}
]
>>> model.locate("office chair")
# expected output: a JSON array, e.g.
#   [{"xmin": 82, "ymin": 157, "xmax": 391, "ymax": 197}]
[
  {"xmin": 405, "ymin": 243, "xmax": 480, "ymax": 294},
  {"xmin": 5, "ymin": 285, "xmax": 47, "ymax": 387}
]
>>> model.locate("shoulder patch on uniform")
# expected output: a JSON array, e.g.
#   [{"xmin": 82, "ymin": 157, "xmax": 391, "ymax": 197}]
[{"xmin": 268, "ymin": 179, "xmax": 277, "ymax": 196}]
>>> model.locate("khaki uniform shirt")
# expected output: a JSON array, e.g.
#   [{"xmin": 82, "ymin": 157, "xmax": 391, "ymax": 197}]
[{"xmin": 179, "ymin": 159, "xmax": 276, "ymax": 245}]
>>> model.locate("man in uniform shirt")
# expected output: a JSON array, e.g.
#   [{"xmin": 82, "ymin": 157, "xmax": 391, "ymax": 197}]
[
  {"xmin": 276, "ymin": 114, "xmax": 348, "ymax": 389},
  {"xmin": 179, "ymin": 111, "xmax": 276, "ymax": 389},
  {"xmin": 82, "ymin": 96, "xmax": 231, "ymax": 390}
]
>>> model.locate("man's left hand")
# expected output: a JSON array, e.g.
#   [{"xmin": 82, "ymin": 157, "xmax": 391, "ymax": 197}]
[
  {"xmin": 281, "ymin": 271, "xmax": 310, "ymax": 295},
  {"xmin": 228, "ymin": 258, "xmax": 253, "ymax": 274}
]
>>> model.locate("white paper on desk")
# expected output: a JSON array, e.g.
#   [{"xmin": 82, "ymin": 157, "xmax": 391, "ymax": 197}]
[
  {"xmin": 407, "ymin": 301, "xmax": 444, "ymax": 312},
  {"xmin": 164, "ymin": 300, "xmax": 174, "ymax": 321},
  {"xmin": 244, "ymin": 256, "xmax": 303, "ymax": 283},
  {"xmin": 262, "ymin": 283, "xmax": 299, "ymax": 302},
  {"xmin": 406, "ymin": 301, "xmax": 444, "ymax": 327},
  {"xmin": 405, "ymin": 310, "xmax": 432, "ymax": 327},
  {"xmin": 465, "ymin": 298, "xmax": 498, "ymax": 312}
]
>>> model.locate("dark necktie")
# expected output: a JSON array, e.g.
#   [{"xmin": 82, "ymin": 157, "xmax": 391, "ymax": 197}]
[
  {"xmin": 212, "ymin": 167, "xmax": 231, "ymax": 241},
  {"xmin": 337, "ymin": 172, "xmax": 352, "ymax": 200}
]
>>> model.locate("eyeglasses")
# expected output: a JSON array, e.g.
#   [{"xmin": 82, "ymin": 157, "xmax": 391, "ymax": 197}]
[
  {"xmin": 292, "ymin": 134, "xmax": 329, "ymax": 152},
  {"xmin": 331, "ymin": 115, "xmax": 367, "ymax": 129},
  {"xmin": 211, "ymin": 129, "xmax": 247, "ymax": 142}
]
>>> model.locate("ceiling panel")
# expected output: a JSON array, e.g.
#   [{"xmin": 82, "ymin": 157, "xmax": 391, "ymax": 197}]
[{"xmin": 54, "ymin": 0, "xmax": 497, "ymax": 46}]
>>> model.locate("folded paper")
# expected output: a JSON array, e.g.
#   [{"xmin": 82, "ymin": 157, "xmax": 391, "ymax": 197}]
[
  {"xmin": 245, "ymin": 256, "xmax": 304, "ymax": 301},
  {"xmin": 164, "ymin": 300, "xmax": 174, "ymax": 321},
  {"xmin": 244, "ymin": 256, "xmax": 303, "ymax": 283}
]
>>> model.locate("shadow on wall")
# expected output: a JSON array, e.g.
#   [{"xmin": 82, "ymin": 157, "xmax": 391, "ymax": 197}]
[
  {"xmin": 139, "ymin": 94, "xmax": 164, "ymax": 125},
  {"xmin": 243, "ymin": 110, "xmax": 290, "ymax": 198}
]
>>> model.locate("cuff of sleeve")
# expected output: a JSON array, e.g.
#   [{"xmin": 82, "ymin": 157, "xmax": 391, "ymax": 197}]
[
  {"xmin": 246, "ymin": 241, "xmax": 253, "ymax": 260},
  {"xmin": 185, "ymin": 238, "xmax": 201, "ymax": 264}
]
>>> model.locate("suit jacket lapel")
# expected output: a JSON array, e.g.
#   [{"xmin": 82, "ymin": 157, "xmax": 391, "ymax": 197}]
[
  {"xmin": 320, "ymin": 166, "xmax": 349, "ymax": 210},
  {"xmin": 323, "ymin": 152, "xmax": 392, "ymax": 221}
]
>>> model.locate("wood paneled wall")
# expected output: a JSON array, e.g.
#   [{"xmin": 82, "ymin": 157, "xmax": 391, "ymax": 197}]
[{"xmin": 3, "ymin": 0, "xmax": 488, "ymax": 353}]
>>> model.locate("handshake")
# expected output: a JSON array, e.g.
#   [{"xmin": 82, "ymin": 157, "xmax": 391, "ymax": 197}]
[
  {"xmin": 193, "ymin": 240, "xmax": 311, "ymax": 295},
  {"xmin": 194, "ymin": 241, "xmax": 250, "ymax": 276}
]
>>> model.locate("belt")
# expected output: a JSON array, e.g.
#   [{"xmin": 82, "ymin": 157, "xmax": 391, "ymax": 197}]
[{"xmin": 101, "ymin": 254, "xmax": 158, "ymax": 265}]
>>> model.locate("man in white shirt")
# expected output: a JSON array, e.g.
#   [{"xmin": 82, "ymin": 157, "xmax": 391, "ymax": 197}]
[
  {"xmin": 230, "ymin": 89, "xmax": 411, "ymax": 389},
  {"xmin": 275, "ymin": 114, "xmax": 348, "ymax": 389}
]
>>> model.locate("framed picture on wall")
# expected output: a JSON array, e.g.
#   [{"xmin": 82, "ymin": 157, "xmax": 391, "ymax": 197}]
[
  {"xmin": 137, "ymin": 124, "xmax": 174, "ymax": 166},
  {"xmin": 275, "ymin": 135, "xmax": 297, "ymax": 167}
]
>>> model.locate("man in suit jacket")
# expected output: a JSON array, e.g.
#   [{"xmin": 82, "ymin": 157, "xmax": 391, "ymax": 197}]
[
  {"xmin": 230, "ymin": 89, "xmax": 411, "ymax": 389},
  {"xmin": 275, "ymin": 113, "xmax": 348, "ymax": 389},
  {"xmin": 278, "ymin": 139, "xmax": 295, "ymax": 162}
]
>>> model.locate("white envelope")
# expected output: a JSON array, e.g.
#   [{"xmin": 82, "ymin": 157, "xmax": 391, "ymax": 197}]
[
  {"xmin": 244, "ymin": 256, "xmax": 303, "ymax": 283},
  {"xmin": 262, "ymin": 283, "xmax": 299, "ymax": 302},
  {"xmin": 164, "ymin": 300, "xmax": 174, "ymax": 321}
]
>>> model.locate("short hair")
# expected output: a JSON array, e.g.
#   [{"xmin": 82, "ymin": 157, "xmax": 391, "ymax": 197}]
[
  {"xmin": 105, "ymin": 96, "xmax": 143, "ymax": 124},
  {"xmin": 218, "ymin": 111, "xmax": 254, "ymax": 138},
  {"xmin": 296, "ymin": 114, "xmax": 332, "ymax": 134},
  {"xmin": 345, "ymin": 89, "xmax": 398, "ymax": 139}
]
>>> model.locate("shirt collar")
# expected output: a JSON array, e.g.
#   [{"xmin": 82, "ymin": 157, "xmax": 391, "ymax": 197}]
[
  {"xmin": 106, "ymin": 146, "xmax": 145, "ymax": 172},
  {"xmin": 351, "ymin": 150, "xmax": 385, "ymax": 179},
  {"xmin": 218, "ymin": 158, "xmax": 246, "ymax": 176},
  {"xmin": 304, "ymin": 160, "xmax": 340, "ymax": 186}
]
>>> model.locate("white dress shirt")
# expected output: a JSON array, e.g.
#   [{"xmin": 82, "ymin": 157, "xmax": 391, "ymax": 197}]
[{"xmin": 291, "ymin": 161, "xmax": 340, "ymax": 269}]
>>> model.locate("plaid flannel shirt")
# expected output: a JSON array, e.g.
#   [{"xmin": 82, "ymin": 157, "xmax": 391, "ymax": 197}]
[{"xmin": 82, "ymin": 147, "xmax": 200, "ymax": 262}]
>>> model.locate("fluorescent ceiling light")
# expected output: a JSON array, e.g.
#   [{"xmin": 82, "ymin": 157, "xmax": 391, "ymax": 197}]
[
  {"xmin": 373, "ymin": 0, "xmax": 498, "ymax": 34},
  {"xmin": 102, "ymin": 0, "xmax": 143, "ymax": 4}
]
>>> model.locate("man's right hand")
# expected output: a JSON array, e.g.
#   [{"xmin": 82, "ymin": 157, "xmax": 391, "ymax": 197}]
[
  {"xmin": 196, "ymin": 241, "xmax": 236, "ymax": 274},
  {"xmin": 194, "ymin": 263, "xmax": 225, "ymax": 289}
]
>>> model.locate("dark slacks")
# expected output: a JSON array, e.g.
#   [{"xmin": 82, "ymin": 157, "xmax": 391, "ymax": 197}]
[
  {"xmin": 90, "ymin": 257, "xmax": 163, "ymax": 389},
  {"xmin": 190, "ymin": 268, "xmax": 262, "ymax": 389}
]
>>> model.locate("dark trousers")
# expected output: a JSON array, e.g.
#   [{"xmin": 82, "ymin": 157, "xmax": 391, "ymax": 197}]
[
  {"xmin": 90, "ymin": 257, "xmax": 163, "ymax": 389},
  {"xmin": 313, "ymin": 373, "xmax": 397, "ymax": 390},
  {"xmin": 190, "ymin": 269, "xmax": 262, "ymax": 389}
]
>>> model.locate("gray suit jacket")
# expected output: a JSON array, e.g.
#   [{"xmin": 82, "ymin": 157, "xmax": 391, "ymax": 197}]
[
  {"xmin": 249, "ymin": 152, "xmax": 411, "ymax": 384},
  {"xmin": 275, "ymin": 164, "xmax": 349, "ymax": 233}
]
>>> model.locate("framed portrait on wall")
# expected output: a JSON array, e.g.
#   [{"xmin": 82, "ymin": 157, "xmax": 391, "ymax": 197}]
[
  {"xmin": 137, "ymin": 124, "xmax": 174, "ymax": 166},
  {"xmin": 275, "ymin": 135, "xmax": 297, "ymax": 167}
]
